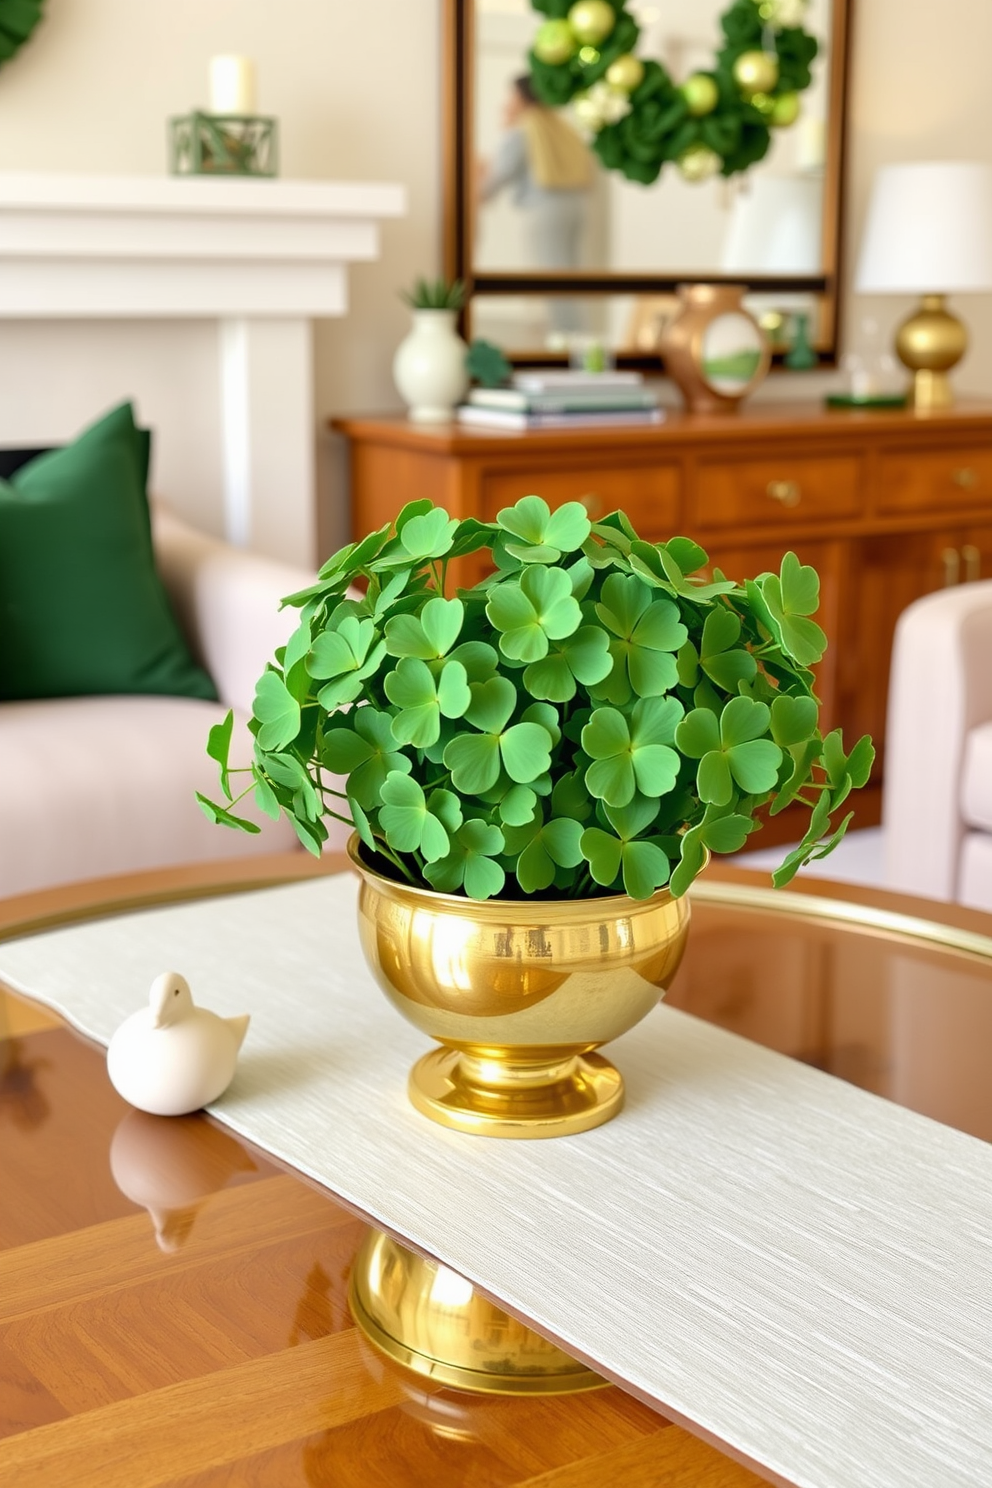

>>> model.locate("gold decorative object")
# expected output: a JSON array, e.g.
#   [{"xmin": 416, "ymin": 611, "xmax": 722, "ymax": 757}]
[
  {"xmin": 349, "ymin": 1228, "xmax": 605, "ymax": 1395},
  {"xmin": 855, "ymin": 162, "xmax": 992, "ymax": 411},
  {"xmin": 348, "ymin": 838, "xmax": 691, "ymax": 1139},
  {"xmin": 659, "ymin": 284, "xmax": 770, "ymax": 414},
  {"xmin": 604, "ymin": 53, "xmax": 644, "ymax": 92},
  {"xmin": 732, "ymin": 49, "xmax": 779, "ymax": 97},
  {"xmin": 893, "ymin": 295, "xmax": 969, "ymax": 412},
  {"xmin": 567, "ymin": 0, "xmax": 616, "ymax": 46}
]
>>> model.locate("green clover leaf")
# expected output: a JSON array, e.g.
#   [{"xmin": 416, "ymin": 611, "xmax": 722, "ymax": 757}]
[
  {"xmin": 581, "ymin": 696, "xmax": 684, "ymax": 807},
  {"xmin": 378, "ymin": 772, "xmax": 452, "ymax": 862},
  {"xmin": 770, "ymin": 693, "xmax": 819, "ymax": 747},
  {"xmin": 581, "ymin": 797, "xmax": 670, "ymax": 900},
  {"xmin": 384, "ymin": 657, "xmax": 471, "ymax": 749},
  {"xmin": 628, "ymin": 539, "xmax": 738, "ymax": 600},
  {"xmin": 486, "ymin": 566, "xmax": 582, "ymax": 663},
  {"xmin": 444, "ymin": 676, "xmax": 554, "ymax": 793},
  {"xmin": 321, "ymin": 707, "xmax": 412, "ymax": 809},
  {"xmin": 308, "ymin": 616, "xmax": 387, "ymax": 711},
  {"xmin": 675, "ymin": 695, "xmax": 783, "ymax": 807},
  {"xmin": 316, "ymin": 523, "xmax": 391, "ymax": 582},
  {"xmin": 374, "ymin": 506, "xmax": 460, "ymax": 568},
  {"xmin": 593, "ymin": 572, "xmax": 687, "ymax": 704},
  {"xmin": 308, "ymin": 616, "xmax": 377, "ymax": 680},
  {"xmin": 510, "ymin": 817, "xmax": 585, "ymax": 893},
  {"xmin": 523, "ymin": 625, "xmax": 613, "ymax": 702},
  {"xmin": 252, "ymin": 670, "xmax": 301, "ymax": 752},
  {"xmin": 498, "ymin": 783, "xmax": 539, "ymax": 827},
  {"xmin": 699, "ymin": 606, "xmax": 757, "ymax": 691},
  {"xmin": 496, "ymin": 495, "xmax": 591, "ymax": 562},
  {"xmin": 747, "ymin": 552, "xmax": 827, "ymax": 667},
  {"xmin": 384, "ymin": 597, "xmax": 464, "ymax": 660},
  {"xmin": 206, "ymin": 709, "xmax": 235, "ymax": 800},
  {"xmin": 424, "ymin": 819, "xmax": 507, "ymax": 900}
]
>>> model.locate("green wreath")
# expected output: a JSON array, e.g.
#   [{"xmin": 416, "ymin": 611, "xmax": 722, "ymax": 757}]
[
  {"xmin": 0, "ymin": 0, "xmax": 44, "ymax": 69},
  {"xmin": 529, "ymin": 0, "xmax": 818, "ymax": 184}
]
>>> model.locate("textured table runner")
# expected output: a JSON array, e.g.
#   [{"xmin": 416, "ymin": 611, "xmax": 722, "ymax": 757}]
[{"xmin": 1, "ymin": 874, "xmax": 991, "ymax": 1488}]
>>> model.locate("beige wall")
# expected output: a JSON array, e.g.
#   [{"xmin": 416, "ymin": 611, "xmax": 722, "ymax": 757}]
[{"xmin": 0, "ymin": 0, "xmax": 988, "ymax": 558}]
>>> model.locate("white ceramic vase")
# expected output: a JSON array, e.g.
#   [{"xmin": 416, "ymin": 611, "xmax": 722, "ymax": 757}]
[{"xmin": 393, "ymin": 308, "xmax": 469, "ymax": 423}]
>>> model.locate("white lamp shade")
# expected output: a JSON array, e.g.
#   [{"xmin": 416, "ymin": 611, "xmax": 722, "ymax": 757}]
[
  {"xmin": 856, "ymin": 161, "xmax": 992, "ymax": 295},
  {"xmin": 722, "ymin": 175, "xmax": 824, "ymax": 275}
]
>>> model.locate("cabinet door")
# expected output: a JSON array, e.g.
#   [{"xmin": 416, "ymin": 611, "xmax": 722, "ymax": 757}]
[
  {"xmin": 960, "ymin": 523, "xmax": 992, "ymax": 585},
  {"xmin": 843, "ymin": 530, "xmax": 963, "ymax": 774},
  {"xmin": 699, "ymin": 537, "xmax": 845, "ymax": 734}
]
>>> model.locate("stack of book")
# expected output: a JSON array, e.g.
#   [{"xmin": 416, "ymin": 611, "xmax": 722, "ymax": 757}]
[{"xmin": 457, "ymin": 369, "xmax": 663, "ymax": 430}]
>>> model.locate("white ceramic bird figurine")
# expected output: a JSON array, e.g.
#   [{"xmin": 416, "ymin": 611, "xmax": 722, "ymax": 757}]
[{"xmin": 107, "ymin": 972, "xmax": 250, "ymax": 1117}]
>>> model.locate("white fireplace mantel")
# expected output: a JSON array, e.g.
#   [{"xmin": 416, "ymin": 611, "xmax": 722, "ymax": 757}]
[{"xmin": 0, "ymin": 173, "xmax": 406, "ymax": 564}]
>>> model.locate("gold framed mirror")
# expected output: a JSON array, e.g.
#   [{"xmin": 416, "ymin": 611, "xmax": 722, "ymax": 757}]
[{"xmin": 443, "ymin": 0, "xmax": 852, "ymax": 366}]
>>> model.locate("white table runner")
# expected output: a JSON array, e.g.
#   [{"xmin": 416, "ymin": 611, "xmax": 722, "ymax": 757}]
[{"xmin": 1, "ymin": 873, "xmax": 991, "ymax": 1488}]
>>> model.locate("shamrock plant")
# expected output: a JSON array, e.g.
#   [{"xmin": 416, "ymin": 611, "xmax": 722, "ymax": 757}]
[{"xmin": 202, "ymin": 497, "xmax": 873, "ymax": 902}]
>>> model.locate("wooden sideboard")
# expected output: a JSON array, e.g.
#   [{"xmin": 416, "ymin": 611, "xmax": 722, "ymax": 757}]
[{"xmin": 332, "ymin": 403, "xmax": 992, "ymax": 835}]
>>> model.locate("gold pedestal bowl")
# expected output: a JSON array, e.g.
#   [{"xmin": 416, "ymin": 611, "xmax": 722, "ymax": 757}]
[{"xmin": 348, "ymin": 837, "xmax": 691, "ymax": 1139}]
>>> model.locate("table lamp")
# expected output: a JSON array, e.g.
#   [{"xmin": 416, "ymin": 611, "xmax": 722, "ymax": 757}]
[{"xmin": 855, "ymin": 161, "xmax": 992, "ymax": 410}]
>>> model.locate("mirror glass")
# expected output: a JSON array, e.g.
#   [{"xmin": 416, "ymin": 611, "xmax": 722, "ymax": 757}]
[
  {"xmin": 474, "ymin": 0, "xmax": 830, "ymax": 276},
  {"xmin": 456, "ymin": 0, "xmax": 845, "ymax": 359},
  {"xmin": 701, "ymin": 312, "xmax": 766, "ymax": 392}
]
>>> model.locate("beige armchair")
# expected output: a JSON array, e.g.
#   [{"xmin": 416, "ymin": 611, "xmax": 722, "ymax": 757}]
[
  {"xmin": 883, "ymin": 579, "xmax": 992, "ymax": 912},
  {"xmin": 0, "ymin": 507, "xmax": 349, "ymax": 899}
]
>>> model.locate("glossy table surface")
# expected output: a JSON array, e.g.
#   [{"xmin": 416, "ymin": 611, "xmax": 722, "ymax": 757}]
[{"xmin": 1, "ymin": 854, "xmax": 990, "ymax": 1488}]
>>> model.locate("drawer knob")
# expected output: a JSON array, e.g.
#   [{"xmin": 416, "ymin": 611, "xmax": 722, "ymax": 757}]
[
  {"xmin": 953, "ymin": 467, "xmax": 978, "ymax": 489},
  {"xmin": 579, "ymin": 492, "xmax": 602, "ymax": 518},
  {"xmin": 962, "ymin": 544, "xmax": 981, "ymax": 582},
  {"xmin": 766, "ymin": 479, "xmax": 801, "ymax": 507}
]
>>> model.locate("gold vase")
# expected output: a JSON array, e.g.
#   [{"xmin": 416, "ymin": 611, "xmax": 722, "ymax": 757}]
[
  {"xmin": 349, "ymin": 1228, "xmax": 605, "ymax": 1395},
  {"xmin": 348, "ymin": 837, "xmax": 691, "ymax": 1139}
]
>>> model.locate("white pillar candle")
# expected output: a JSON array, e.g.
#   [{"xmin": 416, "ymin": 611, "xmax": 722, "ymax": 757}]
[{"xmin": 209, "ymin": 55, "xmax": 256, "ymax": 115}]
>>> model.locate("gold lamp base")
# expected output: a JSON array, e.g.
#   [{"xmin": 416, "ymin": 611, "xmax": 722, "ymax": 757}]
[
  {"xmin": 349, "ymin": 1228, "xmax": 606, "ymax": 1396},
  {"xmin": 895, "ymin": 293, "xmax": 968, "ymax": 411},
  {"xmin": 408, "ymin": 1047, "xmax": 624, "ymax": 1138}
]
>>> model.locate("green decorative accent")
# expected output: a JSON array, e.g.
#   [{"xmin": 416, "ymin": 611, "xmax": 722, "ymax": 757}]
[
  {"xmin": 784, "ymin": 312, "xmax": 819, "ymax": 371},
  {"xmin": 0, "ymin": 403, "xmax": 216, "ymax": 704},
  {"xmin": 0, "ymin": 0, "xmax": 44, "ymax": 68},
  {"xmin": 402, "ymin": 277, "xmax": 465, "ymax": 311},
  {"xmin": 466, "ymin": 339, "xmax": 512, "ymax": 387},
  {"xmin": 203, "ymin": 496, "xmax": 873, "ymax": 899},
  {"xmin": 527, "ymin": 0, "xmax": 818, "ymax": 185},
  {"xmin": 170, "ymin": 112, "xmax": 278, "ymax": 177}
]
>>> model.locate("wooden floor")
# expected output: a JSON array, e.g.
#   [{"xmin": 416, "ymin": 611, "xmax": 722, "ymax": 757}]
[{"xmin": 0, "ymin": 995, "xmax": 767, "ymax": 1488}]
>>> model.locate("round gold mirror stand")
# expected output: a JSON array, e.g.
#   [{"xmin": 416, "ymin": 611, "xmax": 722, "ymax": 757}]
[{"xmin": 349, "ymin": 1229, "xmax": 607, "ymax": 1396}]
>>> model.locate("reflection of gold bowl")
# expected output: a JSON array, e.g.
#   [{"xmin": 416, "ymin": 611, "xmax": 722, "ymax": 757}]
[
  {"xmin": 348, "ymin": 838, "xmax": 691, "ymax": 1138},
  {"xmin": 350, "ymin": 1228, "xmax": 604, "ymax": 1395}
]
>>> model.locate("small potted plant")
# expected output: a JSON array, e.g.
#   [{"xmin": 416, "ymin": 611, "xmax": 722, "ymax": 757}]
[
  {"xmin": 393, "ymin": 276, "xmax": 469, "ymax": 423},
  {"xmin": 203, "ymin": 499, "xmax": 872, "ymax": 1136}
]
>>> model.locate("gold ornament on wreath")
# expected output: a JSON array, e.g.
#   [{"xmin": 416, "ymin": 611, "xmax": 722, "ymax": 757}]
[{"xmin": 529, "ymin": 0, "xmax": 819, "ymax": 184}]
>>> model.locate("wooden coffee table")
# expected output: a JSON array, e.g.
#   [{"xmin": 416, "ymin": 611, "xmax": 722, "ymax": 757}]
[{"xmin": 2, "ymin": 855, "xmax": 990, "ymax": 1488}]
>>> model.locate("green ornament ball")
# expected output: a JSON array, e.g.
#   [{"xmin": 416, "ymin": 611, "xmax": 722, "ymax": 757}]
[
  {"xmin": 732, "ymin": 49, "xmax": 780, "ymax": 97},
  {"xmin": 678, "ymin": 144, "xmax": 722, "ymax": 183},
  {"xmin": 568, "ymin": 0, "xmax": 616, "ymax": 47},
  {"xmin": 681, "ymin": 73, "xmax": 719, "ymax": 117},
  {"xmin": 770, "ymin": 90, "xmax": 801, "ymax": 126},
  {"xmin": 533, "ymin": 18, "xmax": 578, "ymax": 66},
  {"xmin": 605, "ymin": 53, "xmax": 645, "ymax": 92}
]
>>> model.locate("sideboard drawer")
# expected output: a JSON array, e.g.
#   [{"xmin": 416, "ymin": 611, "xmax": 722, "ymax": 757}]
[
  {"xmin": 877, "ymin": 447, "xmax": 992, "ymax": 514},
  {"xmin": 694, "ymin": 455, "xmax": 862, "ymax": 530},
  {"xmin": 482, "ymin": 462, "xmax": 681, "ymax": 536}
]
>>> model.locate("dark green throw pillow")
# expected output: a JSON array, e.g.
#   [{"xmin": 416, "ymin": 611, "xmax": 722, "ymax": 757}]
[{"xmin": 0, "ymin": 402, "xmax": 217, "ymax": 702}]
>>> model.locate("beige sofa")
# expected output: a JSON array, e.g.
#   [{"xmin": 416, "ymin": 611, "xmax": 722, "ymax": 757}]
[
  {"xmin": 883, "ymin": 579, "xmax": 992, "ymax": 912},
  {"xmin": 0, "ymin": 506, "xmax": 349, "ymax": 899}
]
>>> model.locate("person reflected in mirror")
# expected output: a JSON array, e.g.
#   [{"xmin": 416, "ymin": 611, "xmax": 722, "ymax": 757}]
[{"xmin": 477, "ymin": 76, "xmax": 594, "ymax": 332}]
